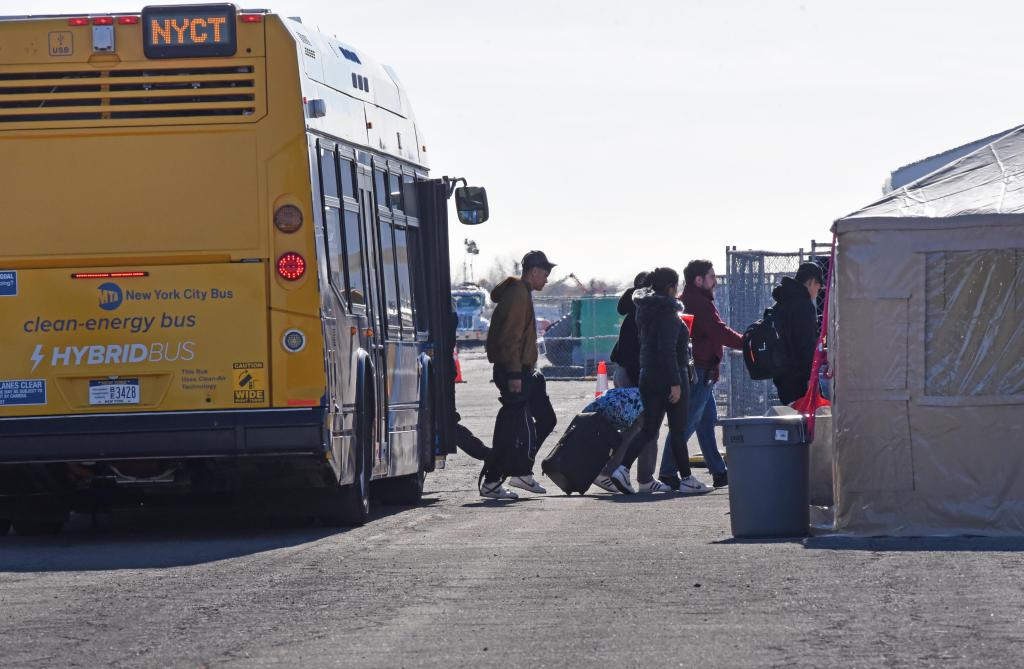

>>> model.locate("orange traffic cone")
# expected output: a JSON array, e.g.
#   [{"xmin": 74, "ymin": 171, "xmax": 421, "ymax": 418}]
[
  {"xmin": 454, "ymin": 347, "xmax": 465, "ymax": 384},
  {"xmin": 595, "ymin": 360, "xmax": 608, "ymax": 397}
]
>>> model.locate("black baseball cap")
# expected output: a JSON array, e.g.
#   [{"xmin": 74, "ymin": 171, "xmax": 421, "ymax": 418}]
[
  {"xmin": 522, "ymin": 250, "xmax": 557, "ymax": 272},
  {"xmin": 796, "ymin": 262, "xmax": 825, "ymax": 284}
]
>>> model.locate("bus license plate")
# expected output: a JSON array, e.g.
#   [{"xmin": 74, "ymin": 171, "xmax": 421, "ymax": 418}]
[{"xmin": 89, "ymin": 379, "xmax": 140, "ymax": 406}]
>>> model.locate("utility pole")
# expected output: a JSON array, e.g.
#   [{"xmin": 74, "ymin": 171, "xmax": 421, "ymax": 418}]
[{"xmin": 463, "ymin": 239, "xmax": 479, "ymax": 284}]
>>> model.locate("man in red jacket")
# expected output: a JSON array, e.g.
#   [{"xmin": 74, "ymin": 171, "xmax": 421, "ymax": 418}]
[{"xmin": 658, "ymin": 259, "xmax": 742, "ymax": 489}]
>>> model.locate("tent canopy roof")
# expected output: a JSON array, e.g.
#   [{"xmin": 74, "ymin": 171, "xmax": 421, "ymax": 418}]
[{"xmin": 841, "ymin": 124, "xmax": 1024, "ymax": 222}]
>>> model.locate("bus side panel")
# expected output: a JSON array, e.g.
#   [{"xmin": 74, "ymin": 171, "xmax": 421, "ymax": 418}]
[{"xmin": 263, "ymin": 22, "xmax": 328, "ymax": 411}]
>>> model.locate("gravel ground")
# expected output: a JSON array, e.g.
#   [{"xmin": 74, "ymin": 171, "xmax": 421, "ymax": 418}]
[{"xmin": 1, "ymin": 347, "xmax": 1022, "ymax": 668}]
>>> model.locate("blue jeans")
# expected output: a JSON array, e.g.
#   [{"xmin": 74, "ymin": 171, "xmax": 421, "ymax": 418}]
[{"xmin": 658, "ymin": 368, "xmax": 727, "ymax": 477}]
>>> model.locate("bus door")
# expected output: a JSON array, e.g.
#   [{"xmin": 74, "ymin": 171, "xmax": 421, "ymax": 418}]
[
  {"xmin": 375, "ymin": 164, "xmax": 424, "ymax": 477},
  {"xmin": 355, "ymin": 163, "xmax": 388, "ymax": 474},
  {"xmin": 417, "ymin": 180, "xmax": 458, "ymax": 461}
]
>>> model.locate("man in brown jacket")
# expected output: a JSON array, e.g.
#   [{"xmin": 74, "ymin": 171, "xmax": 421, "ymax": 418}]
[{"xmin": 480, "ymin": 250, "xmax": 558, "ymax": 499}]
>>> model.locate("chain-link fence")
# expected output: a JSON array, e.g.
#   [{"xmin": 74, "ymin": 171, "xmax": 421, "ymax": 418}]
[
  {"xmin": 536, "ymin": 295, "xmax": 622, "ymax": 378},
  {"xmin": 723, "ymin": 242, "xmax": 829, "ymax": 417}
]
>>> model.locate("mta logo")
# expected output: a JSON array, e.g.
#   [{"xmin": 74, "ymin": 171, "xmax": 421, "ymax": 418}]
[{"xmin": 98, "ymin": 282, "xmax": 123, "ymax": 311}]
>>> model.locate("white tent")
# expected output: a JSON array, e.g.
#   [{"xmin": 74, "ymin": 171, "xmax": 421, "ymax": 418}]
[{"xmin": 832, "ymin": 127, "xmax": 1024, "ymax": 535}]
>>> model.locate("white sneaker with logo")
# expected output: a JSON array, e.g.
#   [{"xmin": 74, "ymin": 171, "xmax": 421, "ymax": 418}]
[
  {"xmin": 480, "ymin": 480, "xmax": 519, "ymax": 500},
  {"xmin": 508, "ymin": 474, "xmax": 547, "ymax": 494},
  {"xmin": 609, "ymin": 465, "xmax": 636, "ymax": 495},
  {"xmin": 637, "ymin": 479, "xmax": 674, "ymax": 493},
  {"xmin": 678, "ymin": 475, "xmax": 712, "ymax": 495},
  {"xmin": 593, "ymin": 475, "xmax": 620, "ymax": 493}
]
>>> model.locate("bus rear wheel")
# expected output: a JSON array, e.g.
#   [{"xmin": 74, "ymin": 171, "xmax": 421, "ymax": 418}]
[
  {"xmin": 319, "ymin": 422, "xmax": 371, "ymax": 528},
  {"xmin": 0, "ymin": 518, "xmax": 10, "ymax": 536}
]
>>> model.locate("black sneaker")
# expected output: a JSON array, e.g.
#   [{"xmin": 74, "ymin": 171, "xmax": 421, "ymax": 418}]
[
  {"xmin": 658, "ymin": 474, "xmax": 681, "ymax": 491},
  {"xmin": 712, "ymin": 471, "xmax": 728, "ymax": 488}
]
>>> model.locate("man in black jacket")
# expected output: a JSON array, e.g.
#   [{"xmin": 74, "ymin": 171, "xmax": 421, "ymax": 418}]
[{"xmin": 771, "ymin": 262, "xmax": 824, "ymax": 405}]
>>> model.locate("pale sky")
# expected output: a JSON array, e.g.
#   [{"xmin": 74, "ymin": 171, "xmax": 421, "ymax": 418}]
[{"xmin": 7, "ymin": 0, "xmax": 1024, "ymax": 285}]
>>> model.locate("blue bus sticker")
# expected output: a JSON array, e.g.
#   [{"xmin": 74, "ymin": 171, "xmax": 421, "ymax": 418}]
[
  {"xmin": 0, "ymin": 270, "xmax": 16, "ymax": 297},
  {"xmin": 0, "ymin": 379, "xmax": 46, "ymax": 406}
]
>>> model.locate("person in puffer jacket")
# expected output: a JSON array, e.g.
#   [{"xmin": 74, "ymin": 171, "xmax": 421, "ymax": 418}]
[
  {"xmin": 596, "ymin": 271, "xmax": 674, "ymax": 494},
  {"xmin": 771, "ymin": 262, "xmax": 823, "ymax": 405},
  {"xmin": 608, "ymin": 267, "xmax": 711, "ymax": 496}
]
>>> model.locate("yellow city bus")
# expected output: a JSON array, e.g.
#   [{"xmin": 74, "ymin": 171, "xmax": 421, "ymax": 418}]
[{"xmin": 0, "ymin": 4, "xmax": 487, "ymax": 534}]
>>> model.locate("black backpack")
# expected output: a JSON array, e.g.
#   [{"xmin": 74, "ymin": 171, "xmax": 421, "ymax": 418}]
[{"xmin": 742, "ymin": 307, "xmax": 786, "ymax": 380}]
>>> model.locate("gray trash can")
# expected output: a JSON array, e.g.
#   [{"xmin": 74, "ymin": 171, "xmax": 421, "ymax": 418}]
[
  {"xmin": 719, "ymin": 415, "xmax": 809, "ymax": 538},
  {"xmin": 766, "ymin": 405, "xmax": 833, "ymax": 507}
]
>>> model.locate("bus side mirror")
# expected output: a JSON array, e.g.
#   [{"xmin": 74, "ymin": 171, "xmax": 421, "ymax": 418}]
[{"xmin": 455, "ymin": 186, "xmax": 489, "ymax": 225}]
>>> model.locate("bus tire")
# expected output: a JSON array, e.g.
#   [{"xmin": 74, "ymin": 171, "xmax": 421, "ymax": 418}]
[
  {"xmin": 374, "ymin": 470, "xmax": 425, "ymax": 506},
  {"xmin": 320, "ymin": 404, "xmax": 371, "ymax": 527},
  {"xmin": 0, "ymin": 519, "xmax": 10, "ymax": 536},
  {"xmin": 12, "ymin": 517, "xmax": 64, "ymax": 536}
]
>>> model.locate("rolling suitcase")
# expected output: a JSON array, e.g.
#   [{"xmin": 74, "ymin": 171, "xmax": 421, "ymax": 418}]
[{"xmin": 541, "ymin": 412, "xmax": 620, "ymax": 495}]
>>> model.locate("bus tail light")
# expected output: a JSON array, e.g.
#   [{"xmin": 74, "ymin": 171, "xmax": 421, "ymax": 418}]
[
  {"xmin": 240, "ymin": 14, "xmax": 263, "ymax": 23},
  {"xmin": 68, "ymin": 17, "xmax": 89, "ymax": 26},
  {"xmin": 117, "ymin": 16, "xmax": 140, "ymax": 25},
  {"xmin": 276, "ymin": 253, "xmax": 306, "ymax": 281},
  {"xmin": 91, "ymin": 16, "xmax": 114, "ymax": 25},
  {"xmin": 274, "ymin": 205, "xmax": 303, "ymax": 233}
]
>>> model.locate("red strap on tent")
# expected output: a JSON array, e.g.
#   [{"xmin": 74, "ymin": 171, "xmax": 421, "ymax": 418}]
[{"xmin": 790, "ymin": 232, "xmax": 837, "ymax": 441}]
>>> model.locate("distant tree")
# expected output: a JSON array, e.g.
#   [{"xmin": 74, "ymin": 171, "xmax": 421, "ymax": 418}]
[
  {"xmin": 481, "ymin": 254, "xmax": 521, "ymax": 286},
  {"xmin": 542, "ymin": 277, "xmax": 585, "ymax": 297},
  {"xmin": 540, "ymin": 276, "xmax": 624, "ymax": 297},
  {"xmin": 587, "ymin": 278, "xmax": 623, "ymax": 295},
  {"xmin": 452, "ymin": 257, "xmax": 623, "ymax": 297}
]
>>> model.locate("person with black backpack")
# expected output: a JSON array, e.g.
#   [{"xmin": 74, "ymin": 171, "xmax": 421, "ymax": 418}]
[
  {"xmin": 766, "ymin": 262, "xmax": 824, "ymax": 405},
  {"xmin": 608, "ymin": 267, "xmax": 710, "ymax": 496}
]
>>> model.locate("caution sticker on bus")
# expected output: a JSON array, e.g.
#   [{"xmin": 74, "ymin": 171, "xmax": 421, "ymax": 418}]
[{"xmin": 142, "ymin": 3, "xmax": 237, "ymax": 59}]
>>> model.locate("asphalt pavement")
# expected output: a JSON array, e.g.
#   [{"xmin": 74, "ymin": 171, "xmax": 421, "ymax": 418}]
[{"xmin": 1, "ymin": 347, "xmax": 1023, "ymax": 668}]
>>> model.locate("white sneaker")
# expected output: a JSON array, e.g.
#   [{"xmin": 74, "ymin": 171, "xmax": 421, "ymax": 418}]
[
  {"xmin": 508, "ymin": 474, "xmax": 547, "ymax": 494},
  {"xmin": 609, "ymin": 466, "xmax": 636, "ymax": 495},
  {"xmin": 637, "ymin": 479, "xmax": 674, "ymax": 493},
  {"xmin": 480, "ymin": 480, "xmax": 519, "ymax": 499},
  {"xmin": 593, "ymin": 475, "xmax": 620, "ymax": 493},
  {"xmin": 677, "ymin": 475, "xmax": 712, "ymax": 495}
]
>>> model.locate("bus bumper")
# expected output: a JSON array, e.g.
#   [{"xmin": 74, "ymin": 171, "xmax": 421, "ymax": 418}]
[{"xmin": 0, "ymin": 408, "xmax": 327, "ymax": 464}]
